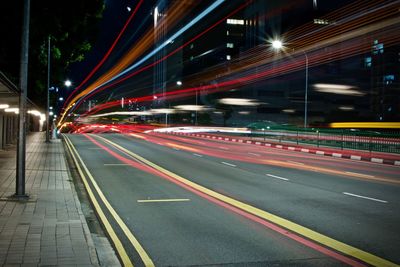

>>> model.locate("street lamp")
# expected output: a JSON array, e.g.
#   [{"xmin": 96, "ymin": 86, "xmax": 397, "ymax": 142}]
[
  {"xmin": 271, "ymin": 39, "xmax": 309, "ymax": 128},
  {"xmin": 64, "ymin": 79, "xmax": 72, "ymax": 87}
]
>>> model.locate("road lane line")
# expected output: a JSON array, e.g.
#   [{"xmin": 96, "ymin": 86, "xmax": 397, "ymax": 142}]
[
  {"xmin": 104, "ymin": 163, "xmax": 130, "ymax": 166},
  {"xmin": 345, "ymin": 172, "xmax": 375, "ymax": 178},
  {"xmin": 95, "ymin": 135, "xmax": 396, "ymax": 267},
  {"xmin": 193, "ymin": 153, "xmax": 203, "ymax": 157},
  {"xmin": 137, "ymin": 199, "xmax": 190, "ymax": 203},
  {"xmin": 221, "ymin": 162, "xmax": 236, "ymax": 167},
  {"xmin": 343, "ymin": 192, "xmax": 388, "ymax": 203},
  {"xmin": 287, "ymin": 160, "xmax": 304, "ymax": 165},
  {"xmin": 64, "ymin": 135, "xmax": 154, "ymax": 267},
  {"xmin": 266, "ymin": 174, "xmax": 289, "ymax": 181},
  {"xmin": 63, "ymin": 136, "xmax": 133, "ymax": 267},
  {"xmin": 264, "ymin": 160, "xmax": 400, "ymax": 185},
  {"xmin": 248, "ymin": 152, "xmax": 260, "ymax": 156}
]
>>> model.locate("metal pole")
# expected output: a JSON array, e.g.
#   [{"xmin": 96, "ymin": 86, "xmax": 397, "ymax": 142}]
[
  {"xmin": 304, "ymin": 52, "xmax": 309, "ymax": 128},
  {"xmin": 15, "ymin": 0, "xmax": 30, "ymax": 198},
  {"xmin": 195, "ymin": 90, "xmax": 198, "ymax": 126},
  {"xmin": 46, "ymin": 36, "xmax": 50, "ymax": 142}
]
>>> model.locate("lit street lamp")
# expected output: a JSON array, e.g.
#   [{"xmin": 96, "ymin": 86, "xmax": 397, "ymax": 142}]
[{"xmin": 272, "ymin": 39, "xmax": 309, "ymax": 128}]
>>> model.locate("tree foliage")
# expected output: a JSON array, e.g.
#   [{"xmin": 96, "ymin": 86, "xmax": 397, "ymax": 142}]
[{"xmin": 0, "ymin": 0, "xmax": 104, "ymax": 107}]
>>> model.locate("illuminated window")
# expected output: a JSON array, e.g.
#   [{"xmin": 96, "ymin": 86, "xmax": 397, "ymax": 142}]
[
  {"xmin": 227, "ymin": 19, "xmax": 244, "ymax": 25},
  {"xmin": 313, "ymin": 18, "xmax": 329, "ymax": 25},
  {"xmin": 226, "ymin": 43, "xmax": 234, "ymax": 48},
  {"xmin": 226, "ymin": 55, "xmax": 231, "ymax": 60},
  {"xmin": 383, "ymin": 75, "xmax": 395, "ymax": 85},
  {"xmin": 364, "ymin": 57, "xmax": 371, "ymax": 68},
  {"xmin": 373, "ymin": 40, "xmax": 384, "ymax": 55},
  {"xmin": 226, "ymin": 30, "xmax": 230, "ymax": 36}
]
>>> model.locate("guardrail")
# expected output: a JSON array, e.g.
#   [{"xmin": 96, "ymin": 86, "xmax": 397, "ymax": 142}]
[{"xmin": 249, "ymin": 128, "xmax": 400, "ymax": 154}]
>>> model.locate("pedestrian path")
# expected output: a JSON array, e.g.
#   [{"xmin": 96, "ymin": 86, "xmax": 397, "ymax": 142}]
[{"xmin": 0, "ymin": 132, "xmax": 120, "ymax": 266}]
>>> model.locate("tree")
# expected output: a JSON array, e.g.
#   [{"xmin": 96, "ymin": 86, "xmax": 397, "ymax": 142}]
[{"xmin": 0, "ymin": 0, "xmax": 105, "ymax": 107}]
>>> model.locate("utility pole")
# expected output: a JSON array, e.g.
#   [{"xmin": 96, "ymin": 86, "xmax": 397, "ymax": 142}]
[
  {"xmin": 15, "ymin": 0, "xmax": 30, "ymax": 198},
  {"xmin": 46, "ymin": 36, "xmax": 50, "ymax": 142}
]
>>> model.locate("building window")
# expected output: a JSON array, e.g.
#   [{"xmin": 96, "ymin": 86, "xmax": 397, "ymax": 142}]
[
  {"xmin": 383, "ymin": 75, "xmax": 395, "ymax": 85},
  {"xmin": 227, "ymin": 19, "xmax": 244, "ymax": 25},
  {"xmin": 364, "ymin": 57, "xmax": 372, "ymax": 68},
  {"xmin": 313, "ymin": 18, "xmax": 329, "ymax": 25},
  {"xmin": 226, "ymin": 55, "xmax": 231, "ymax": 60},
  {"xmin": 373, "ymin": 40, "xmax": 384, "ymax": 55},
  {"xmin": 226, "ymin": 30, "xmax": 230, "ymax": 36},
  {"xmin": 226, "ymin": 43, "xmax": 234, "ymax": 48}
]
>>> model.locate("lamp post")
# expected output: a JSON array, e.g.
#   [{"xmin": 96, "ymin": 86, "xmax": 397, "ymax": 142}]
[
  {"xmin": 303, "ymin": 51, "xmax": 309, "ymax": 128},
  {"xmin": 271, "ymin": 39, "xmax": 309, "ymax": 128},
  {"xmin": 46, "ymin": 36, "xmax": 51, "ymax": 142}
]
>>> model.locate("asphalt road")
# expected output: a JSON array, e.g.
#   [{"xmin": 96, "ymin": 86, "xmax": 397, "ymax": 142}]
[{"xmin": 64, "ymin": 133, "xmax": 400, "ymax": 267}]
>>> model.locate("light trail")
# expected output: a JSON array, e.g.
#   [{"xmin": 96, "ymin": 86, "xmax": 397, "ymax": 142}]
[
  {"xmin": 63, "ymin": 0, "xmax": 145, "ymax": 108},
  {"xmin": 59, "ymin": 0, "xmax": 228, "ymax": 126},
  {"xmin": 82, "ymin": 13, "xmax": 400, "ymax": 116},
  {"xmin": 74, "ymin": 1, "xmax": 253, "ymax": 117},
  {"xmin": 59, "ymin": 0, "xmax": 400, "ymax": 127}
]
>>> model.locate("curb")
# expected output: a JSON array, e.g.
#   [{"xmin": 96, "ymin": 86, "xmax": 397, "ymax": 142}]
[{"xmin": 161, "ymin": 132, "xmax": 400, "ymax": 166}]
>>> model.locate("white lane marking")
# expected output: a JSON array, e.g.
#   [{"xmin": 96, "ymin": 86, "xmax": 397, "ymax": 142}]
[
  {"xmin": 287, "ymin": 161, "xmax": 304, "ymax": 165},
  {"xmin": 343, "ymin": 192, "xmax": 387, "ymax": 203},
  {"xmin": 104, "ymin": 164, "xmax": 130, "ymax": 166},
  {"xmin": 248, "ymin": 152, "xmax": 260, "ymax": 156},
  {"xmin": 345, "ymin": 171, "xmax": 375, "ymax": 178},
  {"xmin": 221, "ymin": 162, "xmax": 236, "ymax": 167},
  {"xmin": 193, "ymin": 153, "xmax": 203, "ymax": 157},
  {"xmin": 137, "ymin": 199, "xmax": 190, "ymax": 203},
  {"xmin": 266, "ymin": 174, "xmax": 289, "ymax": 181}
]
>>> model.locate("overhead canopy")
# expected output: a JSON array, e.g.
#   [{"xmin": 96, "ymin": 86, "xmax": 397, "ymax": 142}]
[
  {"xmin": 0, "ymin": 71, "xmax": 19, "ymax": 107},
  {"xmin": 0, "ymin": 71, "xmax": 38, "ymax": 110}
]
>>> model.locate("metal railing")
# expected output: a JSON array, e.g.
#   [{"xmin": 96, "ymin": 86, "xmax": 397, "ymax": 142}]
[{"xmin": 249, "ymin": 127, "xmax": 400, "ymax": 154}]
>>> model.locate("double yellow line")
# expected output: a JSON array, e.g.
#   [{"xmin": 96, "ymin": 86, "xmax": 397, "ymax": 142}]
[
  {"xmin": 93, "ymin": 134, "xmax": 398, "ymax": 267},
  {"xmin": 63, "ymin": 134, "xmax": 154, "ymax": 267}
]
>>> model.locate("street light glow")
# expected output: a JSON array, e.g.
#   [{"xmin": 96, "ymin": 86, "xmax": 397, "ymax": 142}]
[
  {"xmin": 64, "ymin": 80, "xmax": 72, "ymax": 87},
  {"xmin": 272, "ymin": 40, "xmax": 283, "ymax": 49}
]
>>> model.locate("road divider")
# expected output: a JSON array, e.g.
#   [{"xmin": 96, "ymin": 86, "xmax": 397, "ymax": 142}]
[{"xmin": 92, "ymin": 134, "xmax": 398, "ymax": 267}]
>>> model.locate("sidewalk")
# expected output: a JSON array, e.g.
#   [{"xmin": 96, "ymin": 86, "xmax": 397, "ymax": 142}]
[{"xmin": 0, "ymin": 132, "xmax": 120, "ymax": 266}]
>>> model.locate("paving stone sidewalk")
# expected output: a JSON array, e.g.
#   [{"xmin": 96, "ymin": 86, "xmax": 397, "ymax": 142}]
[{"xmin": 0, "ymin": 132, "xmax": 120, "ymax": 266}]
